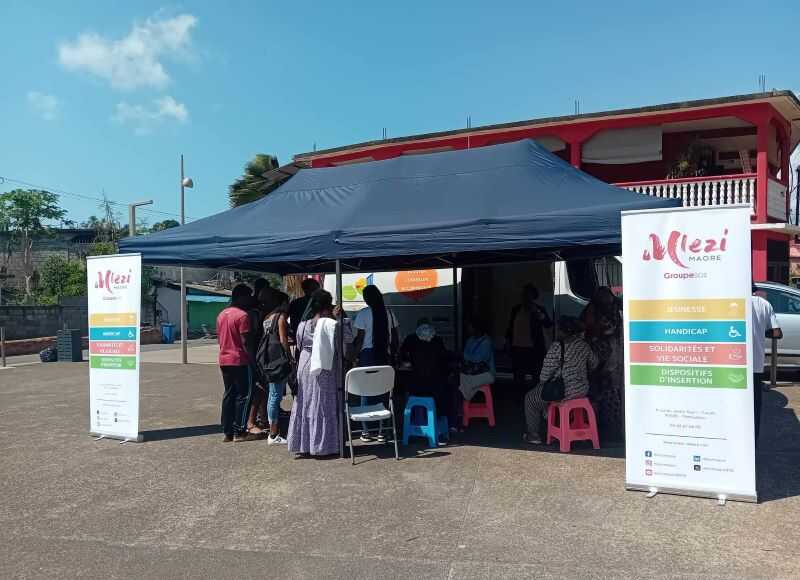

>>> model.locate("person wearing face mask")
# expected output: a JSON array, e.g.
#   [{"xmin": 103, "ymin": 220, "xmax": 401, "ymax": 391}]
[{"xmin": 400, "ymin": 318, "xmax": 450, "ymax": 419}]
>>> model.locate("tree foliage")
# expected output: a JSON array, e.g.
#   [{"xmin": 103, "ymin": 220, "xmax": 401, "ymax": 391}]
[
  {"xmin": 228, "ymin": 154, "xmax": 280, "ymax": 207},
  {"xmin": 151, "ymin": 219, "xmax": 180, "ymax": 231},
  {"xmin": 37, "ymin": 256, "xmax": 86, "ymax": 303},
  {"xmin": 0, "ymin": 189, "xmax": 66, "ymax": 300}
]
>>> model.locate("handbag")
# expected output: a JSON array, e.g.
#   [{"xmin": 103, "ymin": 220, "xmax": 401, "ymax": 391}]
[
  {"xmin": 258, "ymin": 315, "xmax": 292, "ymax": 383},
  {"xmin": 540, "ymin": 340, "xmax": 566, "ymax": 402}
]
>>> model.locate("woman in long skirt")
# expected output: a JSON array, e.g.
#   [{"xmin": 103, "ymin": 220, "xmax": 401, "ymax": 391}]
[{"xmin": 287, "ymin": 289, "xmax": 353, "ymax": 456}]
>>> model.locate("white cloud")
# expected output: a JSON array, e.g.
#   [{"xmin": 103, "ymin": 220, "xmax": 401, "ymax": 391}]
[
  {"xmin": 112, "ymin": 95, "xmax": 189, "ymax": 135},
  {"xmin": 58, "ymin": 13, "xmax": 197, "ymax": 90},
  {"xmin": 27, "ymin": 91, "xmax": 61, "ymax": 120}
]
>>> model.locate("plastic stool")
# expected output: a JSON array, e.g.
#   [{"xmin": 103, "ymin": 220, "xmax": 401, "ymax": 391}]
[
  {"xmin": 546, "ymin": 397, "xmax": 600, "ymax": 452},
  {"xmin": 402, "ymin": 396, "xmax": 438, "ymax": 448},
  {"xmin": 462, "ymin": 385, "xmax": 495, "ymax": 427}
]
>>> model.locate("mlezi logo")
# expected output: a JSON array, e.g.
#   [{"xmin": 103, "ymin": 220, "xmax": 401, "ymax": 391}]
[
  {"xmin": 642, "ymin": 229, "xmax": 729, "ymax": 269},
  {"xmin": 95, "ymin": 269, "xmax": 132, "ymax": 294}
]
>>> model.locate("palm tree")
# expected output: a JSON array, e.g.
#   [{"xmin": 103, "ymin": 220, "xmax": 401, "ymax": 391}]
[{"xmin": 228, "ymin": 154, "xmax": 280, "ymax": 207}]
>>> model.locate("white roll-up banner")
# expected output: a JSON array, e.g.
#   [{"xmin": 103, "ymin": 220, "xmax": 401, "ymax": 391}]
[
  {"xmin": 87, "ymin": 253, "xmax": 142, "ymax": 441},
  {"xmin": 621, "ymin": 206, "xmax": 756, "ymax": 502}
]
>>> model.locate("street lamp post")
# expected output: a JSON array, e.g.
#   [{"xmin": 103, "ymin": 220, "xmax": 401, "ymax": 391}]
[
  {"xmin": 180, "ymin": 154, "xmax": 194, "ymax": 364},
  {"xmin": 128, "ymin": 200, "xmax": 153, "ymax": 237}
]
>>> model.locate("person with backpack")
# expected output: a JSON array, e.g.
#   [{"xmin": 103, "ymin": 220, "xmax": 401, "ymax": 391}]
[
  {"xmin": 244, "ymin": 290, "xmax": 268, "ymax": 437},
  {"xmin": 258, "ymin": 289, "xmax": 293, "ymax": 445}
]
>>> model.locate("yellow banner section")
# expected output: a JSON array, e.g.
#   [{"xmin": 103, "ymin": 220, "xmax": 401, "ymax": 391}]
[
  {"xmin": 90, "ymin": 312, "xmax": 137, "ymax": 326},
  {"xmin": 629, "ymin": 299, "xmax": 745, "ymax": 321}
]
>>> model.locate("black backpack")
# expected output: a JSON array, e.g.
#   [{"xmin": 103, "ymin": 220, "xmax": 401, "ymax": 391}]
[{"xmin": 257, "ymin": 315, "xmax": 292, "ymax": 383}]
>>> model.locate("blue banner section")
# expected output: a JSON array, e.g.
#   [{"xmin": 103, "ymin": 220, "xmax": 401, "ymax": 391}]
[
  {"xmin": 89, "ymin": 327, "xmax": 138, "ymax": 341},
  {"xmin": 629, "ymin": 321, "xmax": 746, "ymax": 343}
]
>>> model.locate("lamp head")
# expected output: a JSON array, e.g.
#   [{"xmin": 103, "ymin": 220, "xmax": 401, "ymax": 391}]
[{"xmin": 182, "ymin": 177, "xmax": 194, "ymax": 188}]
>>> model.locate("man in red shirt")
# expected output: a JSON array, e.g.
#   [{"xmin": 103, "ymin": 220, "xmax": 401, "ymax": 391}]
[{"xmin": 217, "ymin": 284, "xmax": 255, "ymax": 442}]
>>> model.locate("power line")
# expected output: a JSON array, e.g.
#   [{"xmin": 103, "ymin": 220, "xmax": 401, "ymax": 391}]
[{"xmin": 0, "ymin": 175, "xmax": 195, "ymax": 221}]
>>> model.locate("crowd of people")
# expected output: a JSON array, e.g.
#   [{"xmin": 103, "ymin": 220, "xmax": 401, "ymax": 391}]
[{"xmin": 215, "ymin": 277, "xmax": 627, "ymax": 456}]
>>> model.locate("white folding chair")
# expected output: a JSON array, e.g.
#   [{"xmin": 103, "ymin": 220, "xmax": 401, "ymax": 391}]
[{"xmin": 344, "ymin": 365, "xmax": 399, "ymax": 464}]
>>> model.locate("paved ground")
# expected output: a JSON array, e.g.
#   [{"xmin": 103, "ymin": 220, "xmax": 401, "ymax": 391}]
[
  {"xmin": 1, "ymin": 362, "xmax": 799, "ymax": 579},
  {"xmin": 3, "ymin": 339, "xmax": 219, "ymax": 367}
]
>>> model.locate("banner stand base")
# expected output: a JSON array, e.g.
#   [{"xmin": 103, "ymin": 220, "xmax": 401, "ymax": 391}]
[
  {"xmin": 627, "ymin": 484, "xmax": 756, "ymax": 504},
  {"xmin": 89, "ymin": 432, "xmax": 143, "ymax": 443}
]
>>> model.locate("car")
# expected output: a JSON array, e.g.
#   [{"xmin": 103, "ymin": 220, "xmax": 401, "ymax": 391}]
[{"xmin": 754, "ymin": 281, "xmax": 800, "ymax": 369}]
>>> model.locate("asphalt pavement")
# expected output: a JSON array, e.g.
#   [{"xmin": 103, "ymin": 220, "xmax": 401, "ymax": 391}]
[{"xmin": 0, "ymin": 362, "xmax": 798, "ymax": 579}]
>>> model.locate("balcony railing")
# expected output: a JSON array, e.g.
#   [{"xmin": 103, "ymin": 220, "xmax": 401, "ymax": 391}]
[{"xmin": 616, "ymin": 174, "xmax": 758, "ymax": 214}]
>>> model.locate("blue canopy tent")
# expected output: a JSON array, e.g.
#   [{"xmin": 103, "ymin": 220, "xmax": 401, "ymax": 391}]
[
  {"xmin": 120, "ymin": 140, "xmax": 680, "ymax": 273},
  {"xmin": 121, "ymin": 139, "xmax": 680, "ymax": 457}
]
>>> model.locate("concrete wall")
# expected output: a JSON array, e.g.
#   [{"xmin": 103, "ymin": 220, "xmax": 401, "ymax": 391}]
[{"xmin": 0, "ymin": 298, "xmax": 88, "ymax": 340}]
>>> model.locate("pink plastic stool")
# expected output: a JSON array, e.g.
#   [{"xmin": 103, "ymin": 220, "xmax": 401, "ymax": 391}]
[
  {"xmin": 546, "ymin": 397, "xmax": 600, "ymax": 452},
  {"xmin": 462, "ymin": 385, "xmax": 496, "ymax": 427}
]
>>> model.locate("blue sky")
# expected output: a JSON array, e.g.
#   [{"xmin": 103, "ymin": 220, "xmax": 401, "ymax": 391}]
[{"xmin": 1, "ymin": 0, "xmax": 798, "ymax": 226}]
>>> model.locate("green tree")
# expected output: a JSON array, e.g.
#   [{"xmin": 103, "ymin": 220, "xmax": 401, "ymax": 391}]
[
  {"xmin": 38, "ymin": 256, "xmax": 86, "ymax": 302},
  {"xmin": 151, "ymin": 219, "xmax": 180, "ymax": 231},
  {"xmin": 88, "ymin": 240, "xmax": 117, "ymax": 256},
  {"xmin": 0, "ymin": 189, "xmax": 66, "ymax": 300},
  {"xmin": 228, "ymin": 154, "xmax": 280, "ymax": 207}
]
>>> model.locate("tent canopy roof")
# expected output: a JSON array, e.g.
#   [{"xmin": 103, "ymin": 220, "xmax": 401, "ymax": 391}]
[{"xmin": 120, "ymin": 139, "xmax": 680, "ymax": 273}]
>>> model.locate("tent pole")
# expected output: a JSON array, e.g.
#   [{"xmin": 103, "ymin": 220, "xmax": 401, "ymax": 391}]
[
  {"xmin": 452, "ymin": 266, "xmax": 460, "ymax": 351},
  {"xmin": 336, "ymin": 259, "xmax": 345, "ymax": 458}
]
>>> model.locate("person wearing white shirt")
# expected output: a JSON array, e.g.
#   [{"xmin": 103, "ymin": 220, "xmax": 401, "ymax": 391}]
[
  {"xmin": 353, "ymin": 285, "xmax": 399, "ymax": 442},
  {"xmin": 751, "ymin": 287, "xmax": 782, "ymax": 442}
]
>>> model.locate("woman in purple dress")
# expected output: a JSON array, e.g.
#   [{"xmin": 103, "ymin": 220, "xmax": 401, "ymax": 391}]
[{"xmin": 287, "ymin": 289, "xmax": 353, "ymax": 456}]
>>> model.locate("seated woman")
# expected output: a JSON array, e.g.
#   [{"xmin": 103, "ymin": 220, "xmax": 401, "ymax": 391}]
[
  {"xmin": 523, "ymin": 315, "xmax": 598, "ymax": 445},
  {"xmin": 459, "ymin": 319, "xmax": 496, "ymax": 402},
  {"xmin": 400, "ymin": 319, "xmax": 450, "ymax": 417}
]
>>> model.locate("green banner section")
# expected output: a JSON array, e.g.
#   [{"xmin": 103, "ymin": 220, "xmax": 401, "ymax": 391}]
[
  {"xmin": 90, "ymin": 355, "xmax": 137, "ymax": 370},
  {"xmin": 630, "ymin": 364, "xmax": 747, "ymax": 389}
]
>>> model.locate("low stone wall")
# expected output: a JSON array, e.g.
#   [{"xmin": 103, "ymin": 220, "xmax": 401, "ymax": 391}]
[
  {"xmin": 0, "ymin": 299, "xmax": 88, "ymax": 340},
  {"xmin": 3, "ymin": 327, "xmax": 162, "ymax": 357}
]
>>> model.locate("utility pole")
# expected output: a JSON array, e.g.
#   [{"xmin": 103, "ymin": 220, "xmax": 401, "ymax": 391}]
[{"xmin": 179, "ymin": 155, "xmax": 194, "ymax": 364}]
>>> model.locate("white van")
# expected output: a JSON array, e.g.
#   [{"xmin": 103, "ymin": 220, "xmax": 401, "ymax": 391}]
[{"xmin": 323, "ymin": 257, "xmax": 622, "ymax": 352}]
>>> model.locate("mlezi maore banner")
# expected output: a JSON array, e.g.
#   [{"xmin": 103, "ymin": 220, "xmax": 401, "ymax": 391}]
[
  {"xmin": 621, "ymin": 206, "xmax": 755, "ymax": 502},
  {"xmin": 87, "ymin": 253, "xmax": 142, "ymax": 441}
]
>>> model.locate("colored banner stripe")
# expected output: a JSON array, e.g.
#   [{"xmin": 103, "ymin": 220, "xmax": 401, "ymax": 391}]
[
  {"xmin": 629, "ymin": 321, "xmax": 745, "ymax": 343},
  {"xmin": 89, "ymin": 312, "xmax": 137, "ymax": 326},
  {"xmin": 629, "ymin": 342, "xmax": 747, "ymax": 366},
  {"xmin": 89, "ymin": 341, "xmax": 137, "ymax": 356},
  {"xmin": 629, "ymin": 299, "xmax": 745, "ymax": 321},
  {"xmin": 89, "ymin": 327, "xmax": 137, "ymax": 341},
  {"xmin": 630, "ymin": 365, "xmax": 747, "ymax": 389},
  {"xmin": 90, "ymin": 355, "xmax": 137, "ymax": 370}
]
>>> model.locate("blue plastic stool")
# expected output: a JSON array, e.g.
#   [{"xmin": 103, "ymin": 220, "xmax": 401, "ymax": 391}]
[{"xmin": 402, "ymin": 396, "xmax": 438, "ymax": 448}]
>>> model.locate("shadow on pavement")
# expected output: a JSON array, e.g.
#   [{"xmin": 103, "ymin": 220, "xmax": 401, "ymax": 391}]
[
  {"xmin": 142, "ymin": 424, "xmax": 222, "ymax": 442},
  {"xmin": 757, "ymin": 388, "xmax": 800, "ymax": 503}
]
